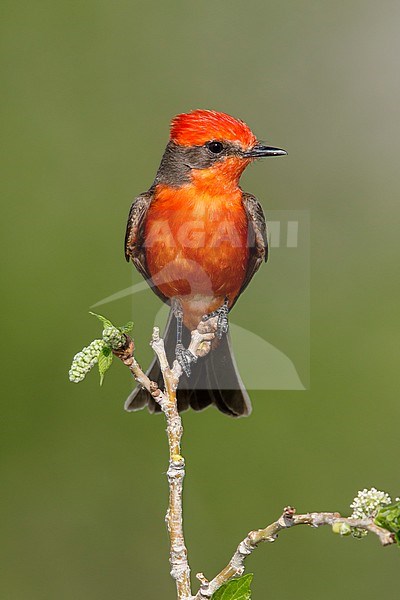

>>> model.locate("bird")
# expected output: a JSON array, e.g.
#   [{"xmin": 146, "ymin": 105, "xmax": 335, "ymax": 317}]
[{"xmin": 124, "ymin": 109, "xmax": 286, "ymax": 417}]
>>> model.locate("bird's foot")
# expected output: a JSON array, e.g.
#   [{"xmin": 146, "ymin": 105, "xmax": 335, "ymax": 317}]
[
  {"xmin": 172, "ymin": 298, "xmax": 197, "ymax": 376},
  {"xmin": 175, "ymin": 343, "xmax": 197, "ymax": 377},
  {"xmin": 202, "ymin": 298, "xmax": 229, "ymax": 339}
]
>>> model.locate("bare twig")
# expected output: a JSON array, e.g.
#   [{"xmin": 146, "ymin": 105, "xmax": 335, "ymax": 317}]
[
  {"xmin": 150, "ymin": 327, "xmax": 191, "ymax": 600},
  {"xmin": 114, "ymin": 319, "xmax": 218, "ymax": 600},
  {"xmin": 195, "ymin": 506, "xmax": 396, "ymax": 599},
  {"xmin": 113, "ymin": 328, "xmax": 396, "ymax": 600}
]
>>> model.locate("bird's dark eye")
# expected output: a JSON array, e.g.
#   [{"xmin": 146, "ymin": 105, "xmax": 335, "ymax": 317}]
[{"xmin": 206, "ymin": 141, "xmax": 224, "ymax": 154}]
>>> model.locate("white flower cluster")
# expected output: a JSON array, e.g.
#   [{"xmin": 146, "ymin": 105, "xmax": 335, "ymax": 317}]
[
  {"xmin": 102, "ymin": 326, "xmax": 125, "ymax": 350},
  {"xmin": 350, "ymin": 487, "xmax": 392, "ymax": 519},
  {"xmin": 350, "ymin": 487, "xmax": 392, "ymax": 539},
  {"xmin": 69, "ymin": 339, "xmax": 105, "ymax": 383}
]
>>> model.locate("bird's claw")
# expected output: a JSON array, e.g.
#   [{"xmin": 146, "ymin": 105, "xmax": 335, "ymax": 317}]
[
  {"xmin": 216, "ymin": 309, "xmax": 229, "ymax": 339},
  {"xmin": 202, "ymin": 299, "xmax": 229, "ymax": 339},
  {"xmin": 175, "ymin": 343, "xmax": 197, "ymax": 377}
]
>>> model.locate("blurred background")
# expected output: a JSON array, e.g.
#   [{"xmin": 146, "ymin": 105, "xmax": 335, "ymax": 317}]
[{"xmin": 1, "ymin": 1, "xmax": 399, "ymax": 598}]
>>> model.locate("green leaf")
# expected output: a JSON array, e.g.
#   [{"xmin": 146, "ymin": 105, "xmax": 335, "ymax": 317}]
[
  {"xmin": 98, "ymin": 346, "xmax": 113, "ymax": 385},
  {"xmin": 375, "ymin": 500, "xmax": 400, "ymax": 547},
  {"xmin": 211, "ymin": 574, "xmax": 253, "ymax": 600},
  {"xmin": 119, "ymin": 321, "xmax": 134, "ymax": 334},
  {"xmin": 89, "ymin": 311, "xmax": 113, "ymax": 329}
]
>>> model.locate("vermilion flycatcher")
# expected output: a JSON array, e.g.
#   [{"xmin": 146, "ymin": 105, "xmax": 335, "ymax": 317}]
[{"xmin": 124, "ymin": 110, "xmax": 286, "ymax": 416}]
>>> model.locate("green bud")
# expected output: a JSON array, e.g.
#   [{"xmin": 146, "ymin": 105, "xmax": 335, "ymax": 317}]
[
  {"xmin": 351, "ymin": 528, "xmax": 368, "ymax": 539},
  {"xmin": 102, "ymin": 326, "xmax": 125, "ymax": 349},
  {"xmin": 332, "ymin": 522, "xmax": 352, "ymax": 536},
  {"xmin": 69, "ymin": 338, "xmax": 106, "ymax": 383}
]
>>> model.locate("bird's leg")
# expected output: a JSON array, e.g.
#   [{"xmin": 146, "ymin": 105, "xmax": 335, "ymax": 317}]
[
  {"xmin": 202, "ymin": 297, "xmax": 229, "ymax": 339},
  {"xmin": 172, "ymin": 298, "xmax": 197, "ymax": 377}
]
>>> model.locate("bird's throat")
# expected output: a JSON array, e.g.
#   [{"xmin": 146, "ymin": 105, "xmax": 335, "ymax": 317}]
[{"xmin": 189, "ymin": 157, "xmax": 250, "ymax": 195}]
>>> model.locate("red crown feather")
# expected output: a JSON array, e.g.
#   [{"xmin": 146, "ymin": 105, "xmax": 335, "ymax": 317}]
[{"xmin": 170, "ymin": 109, "xmax": 257, "ymax": 149}]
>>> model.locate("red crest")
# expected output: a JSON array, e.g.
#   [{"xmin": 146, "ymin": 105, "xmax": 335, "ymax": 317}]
[{"xmin": 170, "ymin": 109, "xmax": 257, "ymax": 149}]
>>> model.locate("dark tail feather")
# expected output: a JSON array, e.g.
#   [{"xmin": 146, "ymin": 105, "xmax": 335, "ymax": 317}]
[{"xmin": 124, "ymin": 309, "xmax": 251, "ymax": 417}]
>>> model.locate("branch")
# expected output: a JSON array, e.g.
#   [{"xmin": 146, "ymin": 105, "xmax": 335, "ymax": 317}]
[
  {"xmin": 110, "ymin": 325, "xmax": 397, "ymax": 600},
  {"xmin": 70, "ymin": 314, "xmax": 399, "ymax": 600},
  {"xmin": 194, "ymin": 506, "xmax": 396, "ymax": 599},
  {"xmin": 113, "ymin": 318, "xmax": 218, "ymax": 600}
]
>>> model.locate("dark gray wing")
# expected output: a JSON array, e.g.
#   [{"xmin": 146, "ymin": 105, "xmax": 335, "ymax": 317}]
[
  {"xmin": 124, "ymin": 190, "xmax": 168, "ymax": 303},
  {"xmin": 237, "ymin": 192, "xmax": 268, "ymax": 298}
]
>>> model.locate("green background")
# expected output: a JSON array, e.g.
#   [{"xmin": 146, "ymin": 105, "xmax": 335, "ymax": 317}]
[{"xmin": 2, "ymin": 1, "xmax": 399, "ymax": 598}]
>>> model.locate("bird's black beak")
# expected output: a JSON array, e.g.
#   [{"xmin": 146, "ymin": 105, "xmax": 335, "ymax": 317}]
[{"xmin": 242, "ymin": 144, "xmax": 287, "ymax": 158}]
